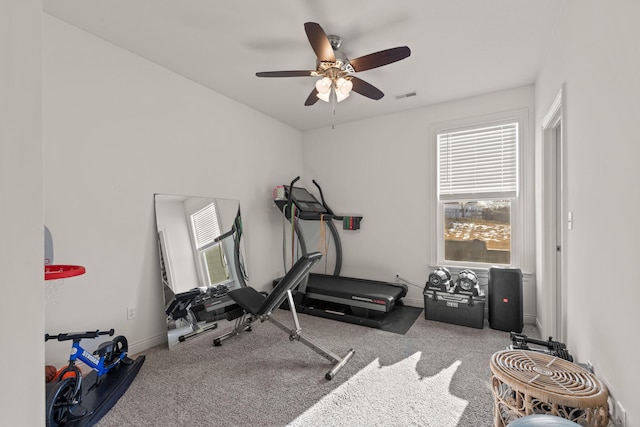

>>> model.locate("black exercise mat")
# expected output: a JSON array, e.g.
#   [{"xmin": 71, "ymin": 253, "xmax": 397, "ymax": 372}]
[
  {"xmin": 378, "ymin": 305, "xmax": 423, "ymax": 335},
  {"xmin": 296, "ymin": 300, "xmax": 422, "ymax": 334}
]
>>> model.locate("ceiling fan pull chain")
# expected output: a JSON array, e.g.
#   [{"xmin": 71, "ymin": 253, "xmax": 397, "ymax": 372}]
[{"xmin": 332, "ymin": 93, "xmax": 336, "ymax": 130}]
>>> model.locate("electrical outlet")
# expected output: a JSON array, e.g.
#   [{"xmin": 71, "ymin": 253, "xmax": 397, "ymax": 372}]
[
  {"xmin": 615, "ymin": 401, "xmax": 626, "ymax": 427},
  {"xmin": 127, "ymin": 305, "xmax": 136, "ymax": 320}
]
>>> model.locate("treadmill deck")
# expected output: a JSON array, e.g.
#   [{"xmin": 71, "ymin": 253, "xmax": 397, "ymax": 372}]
[{"xmin": 304, "ymin": 273, "xmax": 407, "ymax": 312}]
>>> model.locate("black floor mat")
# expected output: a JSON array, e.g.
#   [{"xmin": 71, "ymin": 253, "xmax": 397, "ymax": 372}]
[
  {"xmin": 46, "ymin": 356, "xmax": 145, "ymax": 427},
  {"xmin": 298, "ymin": 301, "xmax": 423, "ymax": 335},
  {"xmin": 378, "ymin": 305, "xmax": 423, "ymax": 335}
]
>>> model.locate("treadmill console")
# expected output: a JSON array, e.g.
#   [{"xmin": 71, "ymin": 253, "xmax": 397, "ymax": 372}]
[
  {"xmin": 285, "ymin": 187, "xmax": 328, "ymax": 214},
  {"xmin": 282, "ymin": 186, "xmax": 331, "ymax": 220}
]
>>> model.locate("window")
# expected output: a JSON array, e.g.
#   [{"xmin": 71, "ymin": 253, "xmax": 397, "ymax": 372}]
[
  {"xmin": 191, "ymin": 202, "xmax": 229, "ymax": 285},
  {"xmin": 435, "ymin": 117, "xmax": 522, "ymax": 266}
]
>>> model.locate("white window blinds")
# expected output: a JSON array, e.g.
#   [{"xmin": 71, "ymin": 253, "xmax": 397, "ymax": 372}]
[
  {"xmin": 191, "ymin": 203, "xmax": 221, "ymax": 250},
  {"xmin": 438, "ymin": 122, "xmax": 518, "ymax": 200}
]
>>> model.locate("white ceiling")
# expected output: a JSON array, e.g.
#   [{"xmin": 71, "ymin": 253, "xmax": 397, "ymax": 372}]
[{"xmin": 44, "ymin": 0, "xmax": 565, "ymax": 131}]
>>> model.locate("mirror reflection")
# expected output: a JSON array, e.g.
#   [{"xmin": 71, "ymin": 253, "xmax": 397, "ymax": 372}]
[{"xmin": 154, "ymin": 194, "xmax": 248, "ymax": 349}]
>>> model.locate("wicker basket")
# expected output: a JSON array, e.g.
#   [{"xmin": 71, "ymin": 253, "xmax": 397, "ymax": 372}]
[{"xmin": 490, "ymin": 350, "xmax": 608, "ymax": 426}]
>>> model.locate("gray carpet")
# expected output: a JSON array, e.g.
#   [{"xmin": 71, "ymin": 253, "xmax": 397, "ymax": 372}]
[{"xmin": 96, "ymin": 312, "xmax": 539, "ymax": 427}]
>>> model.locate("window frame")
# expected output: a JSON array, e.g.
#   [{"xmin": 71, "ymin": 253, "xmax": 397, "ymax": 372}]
[
  {"xmin": 431, "ymin": 109, "xmax": 528, "ymax": 270},
  {"xmin": 187, "ymin": 200, "xmax": 229, "ymax": 287}
]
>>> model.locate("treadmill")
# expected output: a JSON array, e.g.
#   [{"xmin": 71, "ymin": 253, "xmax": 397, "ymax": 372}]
[{"xmin": 273, "ymin": 177, "xmax": 407, "ymax": 328}]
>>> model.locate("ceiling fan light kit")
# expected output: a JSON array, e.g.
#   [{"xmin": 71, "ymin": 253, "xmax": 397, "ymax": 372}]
[
  {"xmin": 315, "ymin": 77, "xmax": 332, "ymax": 102},
  {"xmin": 315, "ymin": 75, "xmax": 353, "ymax": 103},
  {"xmin": 256, "ymin": 22, "xmax": 411, "ymax": 106},
  {"xmin": 334, "ymin": 77, "xmax": 353, "ymax": 102}
]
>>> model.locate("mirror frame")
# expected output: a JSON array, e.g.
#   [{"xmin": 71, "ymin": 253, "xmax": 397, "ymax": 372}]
[{"xmin": 154, "ymin": 193, "xmax": 247, "ymax": 349}]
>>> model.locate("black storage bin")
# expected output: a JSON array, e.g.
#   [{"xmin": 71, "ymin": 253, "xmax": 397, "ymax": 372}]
[{"xmin": 423, "ymin": 289, "xmax": 485, "ymax": 329}]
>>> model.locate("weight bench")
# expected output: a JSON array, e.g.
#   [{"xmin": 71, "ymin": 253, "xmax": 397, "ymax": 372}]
[{"xmin": 213, "ymin": 252, "xmax": 355, "ymax": 380}]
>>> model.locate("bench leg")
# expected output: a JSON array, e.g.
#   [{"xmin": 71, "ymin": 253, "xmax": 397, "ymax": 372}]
[
  {"xmin": 267, "ymin": 290, "xmax": 355, "ymax": 380},
  {"xmin": 213, "ymin": 313, "xmax": 255, "ymax": 346}
]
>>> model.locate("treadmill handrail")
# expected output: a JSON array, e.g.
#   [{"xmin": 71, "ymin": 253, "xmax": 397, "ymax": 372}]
[
  {"xmin": 312, "ymin": 179, "xmax": 336, "ymax": 217},
  {"xmin": 287, "ymin": 176, "xmax": 301, "ymax": 220}
]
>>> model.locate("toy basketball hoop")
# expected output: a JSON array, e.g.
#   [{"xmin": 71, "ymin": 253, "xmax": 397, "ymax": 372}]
[{"xmin": 45, "ymin": 265, "xmax": 86, "ymax": 280}]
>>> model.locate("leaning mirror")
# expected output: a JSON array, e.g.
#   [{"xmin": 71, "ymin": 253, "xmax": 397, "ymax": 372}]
[{"xmin": 154, "ymin": 194, "xmax": 248, "ymax": 349}]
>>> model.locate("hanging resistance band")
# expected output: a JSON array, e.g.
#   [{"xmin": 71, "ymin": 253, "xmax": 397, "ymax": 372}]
[{"xmin": 318, "ymin": 214, "xmax": 328, "ymax": 255}]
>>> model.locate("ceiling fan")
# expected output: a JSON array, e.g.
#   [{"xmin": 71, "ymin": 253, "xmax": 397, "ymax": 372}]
[{"xmin": 256, "ymin": 22, "xmax": 411, "ymax": 106}]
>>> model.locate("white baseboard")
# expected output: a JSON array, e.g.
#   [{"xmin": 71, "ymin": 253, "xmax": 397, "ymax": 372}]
[
  {"xmin": 129, "ymin": 332, "xmax": 167, "ymax": 356},
  {"xmin": 402, "ymin": 296, "xmax": 424, "ymax": 307},
  {"xmin": 524, "ymin": 314, "xmax": 537, "ymax": 326}
]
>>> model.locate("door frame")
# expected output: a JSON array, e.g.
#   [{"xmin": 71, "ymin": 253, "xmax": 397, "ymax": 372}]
[{"xmin": 541, "ymin": 86, "xmax": 566, "ymax": 341}]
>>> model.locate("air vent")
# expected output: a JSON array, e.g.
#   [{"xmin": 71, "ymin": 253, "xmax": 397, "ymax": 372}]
[{"xmin": 395, "ymin": 91, "xmax": 417, "ymax": 100}]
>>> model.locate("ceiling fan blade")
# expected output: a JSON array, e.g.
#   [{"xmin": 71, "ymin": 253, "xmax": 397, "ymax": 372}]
[
  {"xmin": 256, "ymin": 70, "xmax": 314, "ymax": 77},
  {"xmin": 304, "ymin": 22, "xmax": 336, "ymax": 62},
  {"xmin": 351, "ymin": 77, "xmax": 384, "ymax": 100},
  {"xmin": 349, "ymin": 46, "xmax": 411, "ymax": 72},
  {"xmin": 304, "ymin": 88, "xmax": 320, "ymax": 106}
]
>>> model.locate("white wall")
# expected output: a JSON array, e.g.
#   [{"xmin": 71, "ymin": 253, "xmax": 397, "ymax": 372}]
[
  {"xmin": 43, "ymin": 15, "xmax": 304, "ymax": 365},
  {"xmin": 535, "ymin": 1, "xmax": 640, "ymax": 424},
  {"xmin": 302, "ymin": 86, "xmax": 536, "ymax": 320},
  {"xmin": 0, "ymin": 1, "xmax": 43, "ymax": 425}
]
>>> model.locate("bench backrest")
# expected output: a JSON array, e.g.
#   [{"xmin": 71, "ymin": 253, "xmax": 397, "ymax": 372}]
[{"xmin": 258, "ymin": 252, "xmax": 322, "ymax": 315}]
